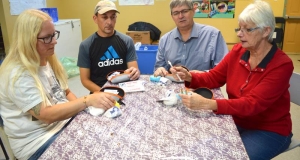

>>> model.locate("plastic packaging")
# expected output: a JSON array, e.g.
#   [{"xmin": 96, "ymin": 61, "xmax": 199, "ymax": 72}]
[
  {"xmin": 134, "ymin": 42, "xmax": 142, "ymax": 50},
  {"xmin": 104, "ymin": 102, "xmax": 122, "ymax": 118},
  {"xmin": 60, "ymin": 57, "xmax": 79, "ymax": 78}
]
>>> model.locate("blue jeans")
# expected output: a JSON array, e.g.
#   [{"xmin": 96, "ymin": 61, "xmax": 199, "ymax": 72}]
[
  {"xmin": 237, "ymin": 125, "xmax": 292, "ymax": 160},
  {"xmin": 28, "ymin": 117, "xmax": 74, "ymax": 160}
]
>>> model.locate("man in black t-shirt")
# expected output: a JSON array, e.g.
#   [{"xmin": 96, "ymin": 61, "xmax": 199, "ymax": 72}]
[{"xmin": 77, "ymin": 0, "xmax": 140, "ymax": 93}]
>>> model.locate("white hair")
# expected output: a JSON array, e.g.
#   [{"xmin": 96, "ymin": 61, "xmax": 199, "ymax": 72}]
[{"xmin": 239, "ymin": 0, "xmax": 275, "ymax": 42}]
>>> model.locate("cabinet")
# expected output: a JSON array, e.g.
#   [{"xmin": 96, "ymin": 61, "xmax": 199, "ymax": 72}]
[{"xmin": 54, "ymin": 19, "xmax": 82, "ymax": 59}]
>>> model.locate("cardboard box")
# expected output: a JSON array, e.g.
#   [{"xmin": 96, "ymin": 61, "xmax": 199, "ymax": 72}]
[{"xmin": 126, "ymin": 31, "xmax": 151, "ymax": 44}]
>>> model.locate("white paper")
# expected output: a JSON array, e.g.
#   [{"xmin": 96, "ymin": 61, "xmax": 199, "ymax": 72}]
[
  {"xmin": 119, "ymin": 0, "xmax": 154, "ymax": 6},
  {"xmin": 9, "ymin": 0, "xmax": 46, "ymax": 15},
  {"xmin": 103, "ymin": 89, "xmax": 119, "ymax": 94},
  {"xmin": 119, "ymin": 80, "xmax": 145, "ymax": 93}
]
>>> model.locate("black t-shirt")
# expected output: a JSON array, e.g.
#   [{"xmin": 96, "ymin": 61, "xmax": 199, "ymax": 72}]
[{"xmin": 77, "ymin": 31, "xmax": 137, "ymax": 87}]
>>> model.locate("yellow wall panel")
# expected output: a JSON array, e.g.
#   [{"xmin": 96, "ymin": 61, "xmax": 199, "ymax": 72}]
[{"xmin": 0, "ymin": 0, "xmax": 285, "ymax": 51}]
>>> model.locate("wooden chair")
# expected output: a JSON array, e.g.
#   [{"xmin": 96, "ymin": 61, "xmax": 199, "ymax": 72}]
[{"xmin": 283, "ymin": 72, "xmax": 300, "ymax": 152}]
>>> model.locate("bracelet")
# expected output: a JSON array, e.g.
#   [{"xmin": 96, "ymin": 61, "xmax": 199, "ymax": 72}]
[{"xmin": 83, "ymin": 95, "xmax": 88, "ymax": 108}]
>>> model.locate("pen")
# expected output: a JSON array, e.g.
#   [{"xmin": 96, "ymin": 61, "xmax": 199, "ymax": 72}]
[{"xmin": 168, "ymin": 61, "xmax": 182, "ymax": 81}]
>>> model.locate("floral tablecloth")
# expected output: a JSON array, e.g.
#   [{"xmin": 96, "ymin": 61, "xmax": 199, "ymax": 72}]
[{"xmin": 40, "ymin": 75, "xmax": 249, "ymax": 160}]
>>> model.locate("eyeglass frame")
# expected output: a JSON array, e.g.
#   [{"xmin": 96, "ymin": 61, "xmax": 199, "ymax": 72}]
[
  {"xmin": 37, "ymin": 30, "xmax": 60, "ymax": 44},
  {"xmin": 234, "ymin": 27, "xmax": 260, "ymax": 33},
  {"xmin": 171, "ymin": 9, "xmax": 192, "ymax": 16}
]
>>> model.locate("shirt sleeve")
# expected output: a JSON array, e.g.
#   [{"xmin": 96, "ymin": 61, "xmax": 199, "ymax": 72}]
[
  {"xmin": 212, "ymin": 31, "xmax": 228, "ymax": 67},
  {"xmin": 77, "ymin": 39, "xmax": 91, "ymax": 68},
  {"xmin": 126, "ymin": 38, "xmax": 138, "ymax": 62},
  {"xmin": 154, "ymin": 39, "xmax": 168, "ymax": 71},
  {"xmin": 8, "ymin": 72, "xmax": 43, "ymax": 112}
]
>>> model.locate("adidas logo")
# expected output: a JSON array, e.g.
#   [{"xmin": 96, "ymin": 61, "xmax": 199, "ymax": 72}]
[{"xmin": 98, "ymin": 46, "xmax": 123, "ymax": 67}]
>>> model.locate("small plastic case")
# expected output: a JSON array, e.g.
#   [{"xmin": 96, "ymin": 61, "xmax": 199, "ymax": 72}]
[
  {"xmin": 107, "ymin": 70, "xmax": 130, "ymax": 84},
  {"xmin": 165, "ymin": 74, "xmax": 184, "ymax": 83},
  {"xmin": 193, "ymin": 88, "xmax": 214, "ymax": 99},
  {"xmin": 100, "ymin": 86, "xmax": 125, "ymax": 101}
]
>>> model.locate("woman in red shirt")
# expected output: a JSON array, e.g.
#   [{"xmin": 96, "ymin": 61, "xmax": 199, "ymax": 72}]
[{"xmin": 171, "ymin": 1, "xmax": 293, "ymax": 159}]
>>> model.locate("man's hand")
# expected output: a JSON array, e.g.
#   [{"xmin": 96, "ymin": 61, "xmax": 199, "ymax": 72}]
[
  {"xmin": 154, "ymin": 67, "xmax": 168, "ymax": 77},
  {"xmin": 125, "ymin": 67, "xmax": 140, "ymax": 80}
]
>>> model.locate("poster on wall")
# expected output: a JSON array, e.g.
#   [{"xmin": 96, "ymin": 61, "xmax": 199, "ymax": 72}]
[
  {"xmin": 9, "ymin": 0, "xmax": 46, "ymax": 15},
  {"xmin": 193, "ymin": 0, "xmax": 235, "ymax": 18}
]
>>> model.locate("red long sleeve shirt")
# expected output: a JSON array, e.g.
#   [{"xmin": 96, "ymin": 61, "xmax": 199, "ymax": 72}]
[{"xmin": 186, "ymin": 42, "xmax": 293, "ymax": 136}]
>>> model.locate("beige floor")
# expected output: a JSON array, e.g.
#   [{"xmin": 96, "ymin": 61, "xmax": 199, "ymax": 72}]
[{"xmin": 0, "ymin": 54, "xmax": 299, "ymax": 159}]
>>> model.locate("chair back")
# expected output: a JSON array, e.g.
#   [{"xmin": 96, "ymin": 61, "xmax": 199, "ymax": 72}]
[
  {"xmin": 273, "ymin": 17, "xmax": 285, "ymax": 49},
  {"xmin": 289, "ymin": 72, "xmax": 300, "ymax": 105},
  {"xmin": 283, "ymin": 72, "xmax": 300, "ymax": 153},
  {"xmin": 0, "ymin": 116, "xmax": 16, "ymax": 159}
]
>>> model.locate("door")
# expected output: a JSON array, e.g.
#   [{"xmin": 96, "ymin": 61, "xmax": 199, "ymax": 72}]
[{"xmin": 283, "ymin": 0, "xmax": 300, "ymax": 53}]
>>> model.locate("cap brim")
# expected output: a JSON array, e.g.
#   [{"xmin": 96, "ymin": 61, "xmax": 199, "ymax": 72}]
[{"xmin": 98, "ymin": 8, "xmax": 120, "ymax": 14}]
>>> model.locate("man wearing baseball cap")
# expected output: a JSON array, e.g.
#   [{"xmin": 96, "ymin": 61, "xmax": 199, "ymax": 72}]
[{"xmin": 77, "ymin": 0, "xmax": 140, "ymax": 93}]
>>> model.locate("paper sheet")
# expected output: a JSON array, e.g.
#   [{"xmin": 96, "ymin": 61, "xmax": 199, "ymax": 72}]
[{"xmin": 9, "ymin": 0, "xmax": 46, "ymax": 15}]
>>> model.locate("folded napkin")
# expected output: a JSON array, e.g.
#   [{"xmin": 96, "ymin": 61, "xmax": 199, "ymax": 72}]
[{"xmin": 86, "ymin": 106, "xmax": 105, "ymax": 116}]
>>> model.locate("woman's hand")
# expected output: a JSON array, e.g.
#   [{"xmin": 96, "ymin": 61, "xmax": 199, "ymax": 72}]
[
  {"xmin": 180, "ymin": 92, "xmax": 217, "ymax": 110},
  {"xmin": 88, "ymin": 92, "xmax": 116, "ymax": 110},
  {"xmin": 125, "ymin": 67, "xmax": 140, "ymax": 80},
  {"xmin": 170, "ymin": 66, "xmax": 192, "ymax": 82}
]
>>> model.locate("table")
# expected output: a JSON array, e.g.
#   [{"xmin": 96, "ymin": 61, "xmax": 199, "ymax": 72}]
[{"xmin": 39, "ymin": 75, "xmax": 249, "ymax": 159}]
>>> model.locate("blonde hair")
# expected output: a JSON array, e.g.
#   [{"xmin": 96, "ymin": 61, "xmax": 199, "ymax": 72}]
[{"xmin": 0, "ymin": 9, "xmax": 68, "ymax": 106}]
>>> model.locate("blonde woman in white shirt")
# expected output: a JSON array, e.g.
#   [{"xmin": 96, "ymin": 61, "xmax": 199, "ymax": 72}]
[{"xmin": 0, "ymin": 9, "xmax": 115, "ymax": 160}]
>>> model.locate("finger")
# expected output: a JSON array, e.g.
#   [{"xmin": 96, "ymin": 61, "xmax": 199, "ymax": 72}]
[
  {"xmin": 161, "ymin": 68, "xmax": 166, "ymax": 77},
  {"xmin": 102, "ymin": 99, "xmax": 115, "ymax": 110},
  {"xmin": 124, "ymin": 68, "xmax": 132, "ymax": 73},
  {"xmin": 134, "ymin": 69, "xmax": 140, "ymax": 79},
  {"xmin": 131, "ymin": 70, "xmax": 139, "ymax": 80}
]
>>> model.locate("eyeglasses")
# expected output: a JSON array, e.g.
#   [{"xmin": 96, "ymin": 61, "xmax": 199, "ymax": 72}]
[
  {"xmin": 37, "ymin": 30, "xmax": 60, "ymax": 44},
  {"xmin": 234, "ymin": 27, "xmax": 260, "ymax": 33},
  {"xmin": 171, "ymin": 9, "xmax": 192, "ymax": 16}
]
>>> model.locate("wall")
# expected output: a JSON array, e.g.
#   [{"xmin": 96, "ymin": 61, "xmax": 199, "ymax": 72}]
[
  {"xmin": 0, "ymin": 0, "xmax": 285, "ymax": 52},
  {"xmin": 0, "ymin": 0, "xmax": 18, "ymax": 54}
]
